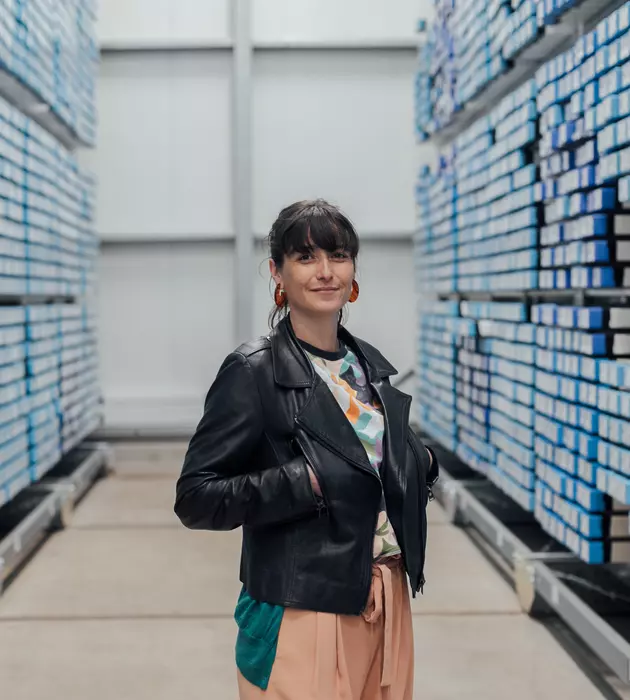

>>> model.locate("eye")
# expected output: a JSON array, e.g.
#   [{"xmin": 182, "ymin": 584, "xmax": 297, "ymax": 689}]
[
  {"xmin": 332, "ymin": 251, "xmax": 350, "ymax": 259},
  {"xmin": 297, "ymin": 252, "xmax": 313, "ymax": 262}
]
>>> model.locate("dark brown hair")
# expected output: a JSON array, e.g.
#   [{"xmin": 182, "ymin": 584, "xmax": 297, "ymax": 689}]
[{"xmin": 267, "ymin": 199, "xmax": 360, "ymax": 328}]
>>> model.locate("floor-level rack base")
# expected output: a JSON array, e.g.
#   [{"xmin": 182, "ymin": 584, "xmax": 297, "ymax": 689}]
[
  {"xmin": 424, "ymin": 435, "xmax": 630, "ymax": 686},
  {"xmin": 0, "ymin": 441, "xmax": 111, "ymax": 594}
]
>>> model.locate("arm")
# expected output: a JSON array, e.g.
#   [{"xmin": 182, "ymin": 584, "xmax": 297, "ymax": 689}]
[
  {"xmin": 174, "ymin": 352, "xmax": 320, "ymax": 531},
  {"xmin": 408, "ymin": 428, "xmax": 439, "ymax": 490}
]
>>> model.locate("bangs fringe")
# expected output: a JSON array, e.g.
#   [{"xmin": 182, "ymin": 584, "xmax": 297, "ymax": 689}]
[{"xmin": 280, "ymin": 202, "xmax": 359, "ymax": 259}]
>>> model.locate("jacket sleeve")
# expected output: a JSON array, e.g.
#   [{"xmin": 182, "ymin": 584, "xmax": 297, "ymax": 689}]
[
  {"xmin": 174, "ymin": 351, "xmax": 320, "ymax": 531},
  {"xmin": 408, "ymin": 428, "xmax": 439, "ymax": 489}
]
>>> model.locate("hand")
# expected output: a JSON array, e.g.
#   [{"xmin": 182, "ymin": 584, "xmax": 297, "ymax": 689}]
[{"xmin": 307, "ymin": 466, "xmax": 322, "ymax": 498}]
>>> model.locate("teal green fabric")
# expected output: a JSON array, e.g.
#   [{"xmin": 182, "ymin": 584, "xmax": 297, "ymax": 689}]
[{"xmin": 234, "ymin": 587, "xmax": 284, "ymax": 690}]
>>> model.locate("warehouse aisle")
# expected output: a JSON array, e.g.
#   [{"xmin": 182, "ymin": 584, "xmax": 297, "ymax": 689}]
[{"xmin": 0, "ymin": 442, "xmax": 608, "ymax": 700}]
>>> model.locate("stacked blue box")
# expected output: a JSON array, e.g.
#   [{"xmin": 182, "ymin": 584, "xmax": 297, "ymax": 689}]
[
  {"xmin": 422, "ymin": 0, "xmax": 458, "ymax": 134},
  {"xmin": 0, "ymin": 306, "xmax": 28, "ymax": 506},
  {"xmin": 59, "ymin": 301, "xmax": 101, "ymax": 453},
  {"xmin": 454, "ymin": 315, "xmax": 493, "ymax": 477},
  {"xmin": 502, "ymin": 0, "xmax": 539, "ymax": 61},
  {"xmin": 536, "ymin": 3, "xmax": 630, "ymax": 290},
  {"xmin": 0, "ymin": 0, "xmax": 98, "ymax": 145},
  {"xmin": 16, "ymin": 102, "xmax": 97, "ymax": 296},
  {"xmin": 452, "ymin": 0, "xmax": 509, "ymax": 107},
  {"xmin": 463, "ymin": 300, "xmax": 537, "ymax": 511},
  {"xmin": 531, "ymin": 303, "xmax": 609, "ymax": 563},
  {"xmin": 415, "ymin": 33, "xmax": 434, "ymax": 142},
  {"xmin": 25, "ymin": 303, "xmax": 61, "ymax": 481},
  {"xmin": 416, "ymin": 301, "xmax": 462, "ymax": 452},
  {"xmin": 588, "ymin": 307, "xmax": 630, "ymax": 525},
  {"xmin": 417, "ymin": 0, "xmax": 607, "ymax": 135},
  {"xmin": 414, "ymin": 162, "xmax": 458, "ymax": 294},
  {"xmin": 455, "ymin": 81, "xmax": 539, "ymax": 292}
]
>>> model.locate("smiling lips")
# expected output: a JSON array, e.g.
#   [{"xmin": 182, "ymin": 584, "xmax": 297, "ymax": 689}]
[{"xmin": 312, "ymin": 287, "xmax": 339, "ymax": 292}]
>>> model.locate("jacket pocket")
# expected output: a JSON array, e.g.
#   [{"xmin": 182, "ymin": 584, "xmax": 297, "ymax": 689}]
[{"xmin": 291, "ymin": 435, "xmax": 328, "ymax": 513}]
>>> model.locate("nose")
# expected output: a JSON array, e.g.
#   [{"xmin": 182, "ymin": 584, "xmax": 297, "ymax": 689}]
[{"xmin": 315, "ymin": 256, "xmax": 333, "ymax": 280}]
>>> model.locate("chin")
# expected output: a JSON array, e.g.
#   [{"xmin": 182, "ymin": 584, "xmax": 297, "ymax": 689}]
[{"xmin": 306, "ymin": 301, "xmax": 345, "ymax": 316}]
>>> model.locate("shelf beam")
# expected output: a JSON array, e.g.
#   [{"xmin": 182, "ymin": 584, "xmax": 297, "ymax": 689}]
[
  {"xmin": 100, "ymin": 38, "xmax": 419, "ymax": 54},
  {"xmin": 427, "ymin": 0, "xmax": 629, "ymax": 147},
  {"xmin": 99, "ymin": 233, "xmax": 235, "ymax": 245},
  {"xmin": 0, "ymin": 69, "xmax": 83, "ymax": 151},
  {"xmin": 100, "ymin": 39, "xmax": 234, "ymax": 53},
  {"xmin": 433, "ymin": 289, "xmax": 630, "ymax": 303},
  {"xmin": 253, "ymin": 38, "xmax": 418, "ymax": 51}
]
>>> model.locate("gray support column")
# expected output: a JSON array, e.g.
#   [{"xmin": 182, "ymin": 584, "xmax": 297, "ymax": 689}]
[{"xmin": 232, "ymin": 0, "xmax": 254, "ymax": 346}]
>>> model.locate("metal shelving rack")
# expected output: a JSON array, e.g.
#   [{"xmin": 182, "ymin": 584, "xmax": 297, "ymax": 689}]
[
  {"xmin": 426, "ymin": 0, "xmax": 630, "ymax": 147},
  {"xmin": 0, "ymin": 3, "xmax": 108, "ymax": 595},
  {"xmin": 0, "ymin": 442, "xmax": 111, "ymax": 594},
  {"xmin": 416, "ymin": 0, "xmax": 630, "ymax": 686},
  {"xmin": 429, "ymin": 442, "xmax": 630, "ymax": 686}
]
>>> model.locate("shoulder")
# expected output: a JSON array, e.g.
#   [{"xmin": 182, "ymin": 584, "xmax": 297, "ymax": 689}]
[
  {"xmin": 234, "ymin": 335, "xmax": 271, "ymax": 360},
  {"xmin": 212, "ymin": 336, "xmax": 272, "ymax": 390},
  {"xmin": 220, "ymin": 336, "xmax": 272, "ymax": 377},
  {"xmin": 345, "ymin": 331, "xmax": 398, "ymax": 378}
]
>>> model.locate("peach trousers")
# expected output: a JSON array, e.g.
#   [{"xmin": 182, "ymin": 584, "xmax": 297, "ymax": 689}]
[{"xmin": 237, "ymin": 560, "xmax": 414, "ymax": 700}]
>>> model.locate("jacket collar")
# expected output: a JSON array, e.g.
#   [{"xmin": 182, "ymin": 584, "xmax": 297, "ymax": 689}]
[{"xmin": 270, "ymin": 315, "xmax": 398, "ymax": 388}]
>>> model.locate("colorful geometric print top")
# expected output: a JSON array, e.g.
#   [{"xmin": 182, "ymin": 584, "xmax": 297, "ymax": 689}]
[{"xmin": 301, "ymin": 341, "xmax": 402, "ymax": 562}]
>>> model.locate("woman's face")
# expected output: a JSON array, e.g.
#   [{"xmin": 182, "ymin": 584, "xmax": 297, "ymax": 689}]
[{"xmin": 270, "ymin": 246, "xmax": 355, "ymax": 318}]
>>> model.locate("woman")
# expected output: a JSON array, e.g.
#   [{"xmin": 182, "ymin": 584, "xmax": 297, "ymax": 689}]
[{"xmin": 174, "ymin": 199, "xmax": 438, "ymax": 699}]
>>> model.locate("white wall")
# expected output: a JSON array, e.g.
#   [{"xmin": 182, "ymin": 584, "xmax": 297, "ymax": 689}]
[
  {"xmin": 98, "ymin": 0, "xmax": 430, "ymax": 45},
  {"xmin": 93, "ymin": 0, "xmax": 432, "ymax": 433},
  {"xmin": 85, "ymin": 52, "xmax": 232, "ymax": 240},
  {"xmin": 99, "ymin": 242, "xmax": 235, "ymax": 433},
  {"xmin": 253, "ymin": 51, "xmax": 418, "ymax": 237},
  {"xmin": 253, "ymin": 0, "xmax": 425, "ymax": 42},
  {"xmin": 98, "ymin": 0, "xmax": 231, "ymax": 45}
]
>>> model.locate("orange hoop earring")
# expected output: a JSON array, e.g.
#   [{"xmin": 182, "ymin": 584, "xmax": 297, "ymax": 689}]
[
  {"xmin": 274, "ymin": 284, "xmax": 287, "ymax": 308},
  {"xmin": 349, "ymin": 280, "xmax": 359, "ymax": 303}
]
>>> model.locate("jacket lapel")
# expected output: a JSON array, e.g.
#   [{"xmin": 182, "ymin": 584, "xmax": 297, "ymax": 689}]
[
  {"xmin": 339, "ymin": 325, "xmax": 412, "ymax": 482},
  {"xmin": 296, "ymin": 379, "xmax": 374, "ymax": 473},
  {"xmin": 371, "ymin": 379, "xmax": 412, "ymax": 485},
  {"xmin": 271, "ymin": 316, "xmax": 410, "ymax": 478}
]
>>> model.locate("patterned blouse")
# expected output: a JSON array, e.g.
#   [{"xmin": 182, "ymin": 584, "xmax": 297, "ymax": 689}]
[{"xmin": 302, "ymin": 341, "xmax": 402, "ymax": 561}]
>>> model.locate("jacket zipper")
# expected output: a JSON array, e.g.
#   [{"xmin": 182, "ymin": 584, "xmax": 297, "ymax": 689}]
[
  {"xmin": 294, "ymin": 434, "xmax": 328, "ymax": 515},
  {"xmin": 295, "ymin": 425, "xmax": 381, "ymax": 613}
]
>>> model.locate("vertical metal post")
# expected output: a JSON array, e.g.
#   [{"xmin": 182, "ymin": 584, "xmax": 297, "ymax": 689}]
[{"xmin": 232, "ymin": 0, "xmax": 253, "ymax": 346}]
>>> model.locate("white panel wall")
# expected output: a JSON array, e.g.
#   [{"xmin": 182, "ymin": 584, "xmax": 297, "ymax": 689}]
[
  {"xmin": 253, "ymin": 0, "xmax": 428, "ymax": 42},
  {"xmin": 94, "ymin": 2, "xmax": 431, "ymax": 433},
  {"xmin": 99, "ymin": 242, "xmax": 234, "ymax": 433},
  {"xmin": 98, "ymin": 0, "xmax": 231, "ymax": 45},
  {"xmin": 86, "ymin": 52, "xmax": 232, "ymax": 240},
  {"xmin": 253, "ymin": 52, "xmax": 419, "ymax": 237},
  {"xmin": 253, "ymin": 240, "xmax": 416, "ymax": 376}
]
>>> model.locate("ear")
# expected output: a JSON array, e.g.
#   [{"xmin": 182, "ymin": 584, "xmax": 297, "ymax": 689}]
[{"xmin": 269, "ymin": 259, "xmax": 283, "ymax": 287}]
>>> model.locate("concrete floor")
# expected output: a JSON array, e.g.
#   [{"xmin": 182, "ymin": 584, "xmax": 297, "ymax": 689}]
[{"xmin": 0, "ymin": 441, "xmax": 608, "ymax": 699}]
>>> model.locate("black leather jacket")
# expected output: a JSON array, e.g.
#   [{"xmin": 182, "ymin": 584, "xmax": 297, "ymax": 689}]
[{"xmin": 174, "ymin": 317, "xmax": 438, "ymax": 615}]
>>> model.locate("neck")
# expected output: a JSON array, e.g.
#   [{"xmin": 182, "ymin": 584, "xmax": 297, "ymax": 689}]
[{"xmin": 289, "ymin": 311, "xmax": 340, "ymax": 352}]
